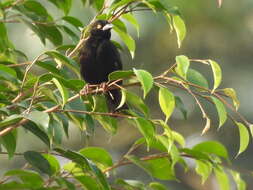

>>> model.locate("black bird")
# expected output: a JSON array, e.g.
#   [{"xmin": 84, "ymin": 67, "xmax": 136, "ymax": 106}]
[{"xmin": 79, "ymin": 20, "xmax": 127, "ymax": 111}]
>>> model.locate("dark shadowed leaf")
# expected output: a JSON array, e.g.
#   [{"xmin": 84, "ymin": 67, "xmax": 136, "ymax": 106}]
[{"xmin": 24, "ymin": 151, "xmax": 52, "ymax": 176}]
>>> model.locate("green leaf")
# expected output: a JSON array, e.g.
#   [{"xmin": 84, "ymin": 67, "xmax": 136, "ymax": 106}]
[
  {"xmin": 172, "ymin": 15, "xmax": 186, "ymax": 48},
  {"xmin": 116, "ymin": 179, "xmax": 145, "ymax": 189},
  {"xmin": 112, "ymin": 19, "xmax": 127, "ymax": 33},
  {"xmin": 20, "ymin": 0, "xmax": 52, "ymax": 21},
  {"xmin": 235, "ymin": 122, "xmax": 249, "ymax": 157},
  {"xmin": 108, "ymin": 70, "xmax": 134, "ymax": 80},
  {"xmin": 195, "ymin": 160, "xmax": 212, "ymax": 184},
  {"xmin": 47, "ymin": 0, "xmax": 72, "ymax": 15},
  {"xmin": 48, "ymin": 118, "xmax": 63, "ymax": 144},
  {"xmin": 79, "ymin": 147, "xmax": 113, "ymax": 168},
  {"xmin": 19, "ymin": 18, "xmax": 46, "ymax": 44},
  {"xmin": 209, "ymin": 60, "xmax": 222, "ymax": 92},
  {"xmin": 62, "ymin": 16, "xmax": 83, "ymax": 29},
  {"xmin": 23, "ymin": 121, "xmax": 51, "ymax": 147},
  {"xmin": 133, "ymin": 69, "xmax": 153, "ymax": 98},
  {"xmin": 187, "ymin": 68, "xmax": 209, "ymax": 89},
  {"xmin": 0, "ymin": 23, "xmax": 11, "ymax": 51},
  {"xmin": 149, "ymin": 182, "xmax": 167, "ymax": 190},
  {"xmin": 45, "ymin": 50, "xmax": 79, "ymax": 77},
  {"xmin": 61, "ymin": 25, "xmax": 79, "ymax": 43},
  {"xmin": 43, "ymin": 154, "xmax": 61, "ymax": 175},
  {"xmin": 5, "ymin": 169, "xmax": 43, "ymax": 188},
  {"xmin": 1, "ymin": 131, "xmax": 16, "ymax": 159},
  {"xmin": 0, "ymin": 64, "xmax": 18, "ymax": 83},
  {"xmin": 24, "ymin": 151, "xmax": 52, "ymax": 176},
  {"xmin": 75, "ymin": 175, "xmax": 101, "ymax": 190},
  {"xmin": 125, "ymin": 91, "xmax": 149, "ymax": 117},
  {"xmin": 23, "ymin": 111, "xmax": 50, "ymax": 130},
  {"xmin": 37, "ymin": 25, "xmax": 63, "ymax": 46},
  {"xmin": 110, "ymin": 0, "xmax": 136, "ymax": 13},
  {"xmin": 214, "ymin": 166, "xmax": 230, "ymax": 190},
  {"xmin": 230, "ymin": 170, "xmax": 246, "ymax": 190},
  {"xmin": 223, "ymin": 88, "xmax": 240, "ymax": 110},
  {"xmin": 211, "ymin": 97, "xmax": 227, "ymax": 128},
  {"xmin": 55, "ymin": 177, "xmax": 76, "ymax": 190},
  {"xmin": 114, "ymin": 25, "xmax": 135, "ymax": 58},
  {"xmin": 0, "ymin": 114, "xmax": 23, "ymax": 128},
  {"xmin": 158, "ymin": 87, "xmax": 175, "ymax": 122},
  {"xmin": 127, "ymin": 155, "xmax": 175, "ymax": 180},
  {"xmin": 175, "ymin": 96, "xmax": 187, "ymax": 120},
  {"xmin": 55, "ymin": 148, "xmax": 110, "ymax": 190},
  {"xmin": 175, "ymin": 55, "xmax": 190, "ymax": 79},
  {"xmin": 122, "ymin": 13, "xmax": 140, "ymax": 37},
  {"xmin": 91, "ymin": 0, "xmax": 105, "ymax": 10},
  {"xmin": 52, "ymin": 78, "xmax": 69, "ymax": 107},
  {"xmin": 193, "ymin": 141, "xmax": 229, "ymax": 160},
  {"xmin": 135, "ymin": 118, "xmax": 155, "ymax": 149}
]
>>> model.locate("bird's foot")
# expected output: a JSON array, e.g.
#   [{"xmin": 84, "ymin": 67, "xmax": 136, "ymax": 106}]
[
  {"xmin": 99, "ymin": 82, "xmax": 109, "ymax": 93},
  {"xmin": 80, "ymin": 84, "xmax": 90, "ymax": 95}
]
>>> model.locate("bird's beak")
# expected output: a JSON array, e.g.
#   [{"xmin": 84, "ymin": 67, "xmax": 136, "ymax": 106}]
[{"xmin": 102, "ymin": 23, "xmax": 113, "ymax": 31}]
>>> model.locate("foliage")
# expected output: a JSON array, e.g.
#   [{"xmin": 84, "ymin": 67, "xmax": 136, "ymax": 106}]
[{"xmin": 0, "ymin": 0, "xmax": 250, "ymax": 189}]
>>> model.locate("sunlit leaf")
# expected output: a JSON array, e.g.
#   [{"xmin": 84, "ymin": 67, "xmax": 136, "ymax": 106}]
[
  {"xmin": 43, "ymin": 154, "xmax": 61, "ymax": 175},
  {"xmin": 175, "ymin": 55, "xmax": 190, "ymax": 79},
  {"xmin": 211, "ymin": 97, "xmax": 227, "ymax": 128},
  {"xmin": 230, "ymin": 170, "xmax": 246, "ymax": 190},
  {"xmin": 236, "ymin": 122, "xmax": 249, "ymax": 157},
  {"xmin": 193, "ymin": 141, "xmax": 229, "ymax": 160},
  {"xmin": 223, "ymin": 88, "xmax": 240, "ymax": 110},
  {"xmin": 122, "ymin": 13, "xmax": 140, "ymax": 37},
  {"xmin": 113, "ymin": 25, "xmax": 135, "ymax": 58},
  {"xmin": 195, "ymin": 160, "xmax": 212, "ymax": 184},
  {"xmin": 52, "ymin": 78, "xmax": 69, "ymax": 107},
  {"xmin": 172, "ymin": 15, "xmax": 186, "ymax": 48},
  {"xmin": 209, "ymin": 60, "xmax": 222, "ymax": 93},
  {"xmin": 149, "ymin": 182, "xmax": 167, "ymax": 190},
  {"xmin": 214, "ymin": 166, "xmax": 230, "ymax": 190},
  {"xmin": 80, "ymin": 147, "xmax": 113, "ymax": 168},
  {"xmin": 158, "ymin": 87, "xmax": 175, "ymax": 122},
  {"xmin": 133, "ymin": 68, "xmax": 153, "ymax": 98}
]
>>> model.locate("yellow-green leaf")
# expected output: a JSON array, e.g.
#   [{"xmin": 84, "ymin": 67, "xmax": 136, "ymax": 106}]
[
  {"xmin": 175, "ymin": 55, "xmax": 190, "ymax": 79},
  {"xmin": 113, "ymin": 25, "xmax": 135, "ymax": 58},
  {"xmin": 223, "ymin": 88, "xmax": 240, "ymax": 110},
  {"xmin": 158, "ymin": 87, "xmax": 175, "ymax": 122},
  {"xmin": 133, "ymin": 69, "xmax": 153, "ymax": 98},
  {"xmin": 195, "ymin": 160, "xmax": 212, "ymax": 184},
  {"xmin": 209, "ymin": 60, "xmax": 222, "ymax": 93},
  {"xmin": 211, "ymin": 97, "xmax": 227, "ymax": 129},
  {"xmin": 214, "ymin": 166, "xmax": 230, "ymax": 190},
  {"xmin": 173, "ymin": 15, "xmax": 186, "ymax": 48},
  {"xmin": 230, "ymin": 170, "xmax": 246, "ymax": 190},
  {"xmin": 236, "ymin": 122, "xmax": 249, "ymax": 157},
  {"xmin": 52, "ymin": 78, "xmax": 69, "ymax": 106}
]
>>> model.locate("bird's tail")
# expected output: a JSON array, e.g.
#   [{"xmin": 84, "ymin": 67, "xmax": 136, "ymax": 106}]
[{"xmin": 105, "ymin": 89, "xmax": 128, "ymax": 112}]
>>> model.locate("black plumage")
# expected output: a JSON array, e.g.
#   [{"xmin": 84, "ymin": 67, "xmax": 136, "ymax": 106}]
[{"xmin": 79, "ymin": 20, "xmax": 127, "ymax": 111}]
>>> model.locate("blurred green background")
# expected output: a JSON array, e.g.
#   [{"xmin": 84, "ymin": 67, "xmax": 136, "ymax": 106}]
[{"xmin": 1, "ymin": 0, "xmax": 253, "ymax": 189}]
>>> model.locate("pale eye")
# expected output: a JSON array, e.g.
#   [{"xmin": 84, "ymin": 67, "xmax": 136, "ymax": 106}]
[{"xmin": 97, "ymin": 24, "xmax": 102, "ymax": 29}]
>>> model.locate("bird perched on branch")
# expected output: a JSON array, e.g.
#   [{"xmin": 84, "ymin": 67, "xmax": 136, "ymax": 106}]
[{"xmin": 79, "ymin": 20, "xmax": 127, "ymax": 112}]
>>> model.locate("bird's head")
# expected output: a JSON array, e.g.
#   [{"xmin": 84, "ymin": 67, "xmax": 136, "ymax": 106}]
[{"xmin": 88, "ymin": 20, "xmax": 113, "ymax": 39}]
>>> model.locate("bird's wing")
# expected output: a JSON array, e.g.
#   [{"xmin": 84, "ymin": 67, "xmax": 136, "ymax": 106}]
[{"xmin": 96, "ymin": 40, "xmax": 122, "ymax": 71}]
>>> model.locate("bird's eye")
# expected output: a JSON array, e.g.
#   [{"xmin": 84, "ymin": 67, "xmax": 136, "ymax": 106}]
[{"xmin": 96, "ymin": 24, "xmax": 102, "ymax": 29}]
